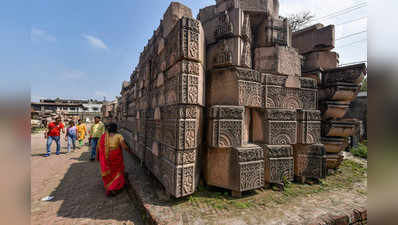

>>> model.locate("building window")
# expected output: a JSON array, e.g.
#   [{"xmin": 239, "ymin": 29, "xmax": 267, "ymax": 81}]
[
  {"xmin": 70, "ymin": 107, "xmax": 75, "ymax": 111},
  {"xmin": 93, "ymin": 107, "xmax": 99, "ymax": 111}
]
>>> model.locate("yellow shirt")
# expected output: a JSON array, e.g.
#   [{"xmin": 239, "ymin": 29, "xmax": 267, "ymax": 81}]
[
  {"xmin": 77, "ymin": 123, "xmax": 87, "ymax": 140},
  {"xmin": 90, "ymin": 122, "xmax": 105, "ymax": 138},
  {"xmin": 108, "ymin": 133, "xmax": 124, "ymax": 150}
]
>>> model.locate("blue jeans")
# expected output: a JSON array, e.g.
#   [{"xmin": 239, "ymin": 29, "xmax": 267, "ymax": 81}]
[
  {"xmin": 90, "ymin": 138, "xmax": 99, "ymax": 160},
  {"xmin": 67, "ymin": 134, "xmax": 77, "ymax": 153},
  {"xmin": 47, "ymin": 136, "xmax": 61, "ymax": 155}
]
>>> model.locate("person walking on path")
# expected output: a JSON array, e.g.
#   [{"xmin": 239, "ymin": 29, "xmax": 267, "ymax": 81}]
[
  {"xmin": 89, "ymin": 116, "xmax": 105, "ymax": 161},
  {"xmin": 97, "ymin": 123, "xmax": 130, "ymax": 196},
  {"xmin": 77, "ymin": 119, "xmax": 87, "ymax": 148},
  {"xmin": 65, "ymin": 121, "xmax": 77, "ymax": 153},
  {"xmin": 44, "ymin": 117, "xmax": 65, "ymax": 157}
]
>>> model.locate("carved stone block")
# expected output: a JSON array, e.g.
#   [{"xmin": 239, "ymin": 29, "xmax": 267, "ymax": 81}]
[
  {"xmin": 208, "ymin": 106, "xmax": 247, "ymax": 148},
  {"xmin": 215, "ymin": 0, "xmax": 279, "ymax": 17},
  {"xmin": 159, "ymin": 158, "xmax": 196, "ymax": 198},
  {"xmin": 299, "ymin": 77, "xmax": 318, "ymax": 89},
  {"xmin": 208, "ymin": 67, "xmax": 264, "ymax": 107},
  {"xmin": 302, "ymin": 51, "xmax": 339, "ymax": 72},
  {"xmin": 292, "ymin": 24, "xmax": 335, "ymax": 54},
  {"xmin": 293, "ymin": 144, "xmax": 327, "ymax": 180},
  {"xmin": 252, "ymin": 109, "xmax": 297, "ymax": 145},
  {"xmin": 161, "ymin": 119, "xmax": 200, "ymax": 150},
  {"xmin": 320, "ymin": 101, "xmax": 350, "ymax": 120},
  {"xmin": 321, "ymin": 137, "xmax": 346, "ymax": 154},
  {"xmin": 164, "ymin": 73, "xmax": 203, "ymax": 106},
  {"xmin": 264, "ymin": 85, "xmax": 317, "ymax": 110},
  {"xmin": 207, "ymin": 37, "xmax": 252, "ymax": 70},
  {"xmin": 322, "ymin": 63, "xmax": 367, "ymax": 86},
  {"xmin": 161, "ymin": 2, "xmax": 193, "ymax": 38},
  {"xmin": 254, "ymin": 46, "xmax": 301, "ymax": 76},
  {"xmin": 322, "ymin": 119, "xmax": 357, "ymax": 137},
  {"xmin": 160, "ymin": 144, "xmax": 198, "ymax": 166},
  {"xmin": 326, "ymin": 152, "xmax": 344, "ymax": 170},
  {"xmin": 255, "ymin": 16, "xmax": 291, "ymax": 47},
  {"xmin": 205, "ymin": 145, "xmax": 264, "ymax": 192},
  {"xmin": 318, "ymin": 85, "xmax": 360, "ymax": 102},
  {"xmin": 261, "ymin": 145, "xmax": 294, "ymax": 184},
  {"xmin": 200, "ymin": 8, "xmax": 251, "ymax": 45},
  {"xmin": 162, "ymin": 17, "xmax": 205, "ymax": 70},
  {"xmin": 297, "ymin": 110, "xmax": 321, "ymax": 144}
]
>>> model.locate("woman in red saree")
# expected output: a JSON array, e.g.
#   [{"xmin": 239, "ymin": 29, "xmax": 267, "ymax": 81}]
[{"xmin": 96, "ymin": 123, "xmax": 130, "ymax": 196}]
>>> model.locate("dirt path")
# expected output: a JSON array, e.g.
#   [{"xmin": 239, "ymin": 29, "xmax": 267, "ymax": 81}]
[{"xmin": 31, "ymin": 132, "xmax": 144, "ymax": 225}]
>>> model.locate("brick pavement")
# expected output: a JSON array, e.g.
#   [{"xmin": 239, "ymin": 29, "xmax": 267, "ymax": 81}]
[{"xmin": 31, "ymin": 132, "xmax": 144, "ymax": 225}]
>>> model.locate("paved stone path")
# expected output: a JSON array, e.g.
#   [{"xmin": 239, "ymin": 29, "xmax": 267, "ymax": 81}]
[{"xmin": 31, "ymin": 132, "xmax": 144, "ymax": 225}]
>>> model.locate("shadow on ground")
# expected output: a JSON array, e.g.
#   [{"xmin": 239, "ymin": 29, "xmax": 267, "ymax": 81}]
[{"xmin": 48, "ymin": 152, "xmax": 143, "ymax": 224}]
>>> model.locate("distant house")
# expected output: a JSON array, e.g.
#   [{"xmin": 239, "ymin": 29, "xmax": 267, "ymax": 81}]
[{"xmin": 31, "ymin": 99, "xmax": 104, "ymax": 123}]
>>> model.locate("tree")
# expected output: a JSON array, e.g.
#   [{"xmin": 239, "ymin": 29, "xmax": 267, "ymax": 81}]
[
  {"xmin": 360, "ymin": 77, "xmax": 367, "ymax": 91},
  {"xmin": 287, "ymin": 11, "xmax": 315, "ymax": 32}
]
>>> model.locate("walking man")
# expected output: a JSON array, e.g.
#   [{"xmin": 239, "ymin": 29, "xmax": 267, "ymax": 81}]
[
  {"xmin": 89, "ymin": 116, "xmax": 105, "ymax": 161},
  {"xmin": 44, "ymin": 117, "xmax": 65, "ymax": 157}
]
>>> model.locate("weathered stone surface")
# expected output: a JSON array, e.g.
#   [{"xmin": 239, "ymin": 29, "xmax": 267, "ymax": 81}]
[
  {"xmin": 296, "ymin": 110, "xmax": 321, "ymax": 144},
  {"xmin": 207, "ymin": 37, "xmax": 252, "ymax": 70},
  {"xmin": 205, "ymin": 145, "xmax": 265, "ymax": 192},
  {"xmin": 293, "ymin": 144, "xmax": 327, "ymax": 180},
  {"xmin": 302, "ymin": 51, "xmax": 339, "ymax": 72},
  {"xmin": 292, "ymin": 24, "xmax": 335, "ymax": 54},
  {"xmin": 208, "ymin": 67, "xmax": 264, "ymax": 107},
  {"xmin": 320, "ymin": 101, "xmax": 350, "ymax": 120},
  {"xmin": 255, "ymin": 16, "xmax": 291, "ymax": 47},
  {"xmin": 252, "ymin": 109, "xmax": 297, "ymax": 145},
  {"xmin": 326, "ymin": 152, "xmax": 344, "ymax": 170},
  {"xmin": 261, "ymin": 144, "xmax": 294, "ymax": 184},
  {"xmin": 264, "ymin": 85, "xmax": 317, "ymax": 110},
  {"xmin": 215, "ymin": 0, "xmax": 280, "ymax": 17},
  {"xmin": 208, "ymin": 106, "xmax": 245, "ymax": 148},
  {"xmin": 322, "ymin": 119, "xmax": 358, "ymax": 137},
  {"xmin": 162, "ymin": 2, "xmax": 193, "ymax": 38},
  {"xmin": 318, "ymin": 85, "xmax": 360, "ymax": 102},
  {"xmin": 199, "ymin": 8, "xmax": 252, "ymax": 45},
  {"xmin": 321, "ymin": 137, "xmax": 347, "ymax": 154},
  {"xmin": 321, "ymin": 63, "xmax": 367, "ymax": 86},
  {"xmin": 254, "ymin": 46, "xmax": 301, "ymax": 76}
]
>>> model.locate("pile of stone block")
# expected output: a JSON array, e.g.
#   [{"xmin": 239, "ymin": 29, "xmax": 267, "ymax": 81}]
[
  {"xmin": 118, "ymin": 0, "xmax": 366, "ymax": 198},
  {"xmin": 293, "ymin": 24, "xmax": 367, "ymax": 171}
]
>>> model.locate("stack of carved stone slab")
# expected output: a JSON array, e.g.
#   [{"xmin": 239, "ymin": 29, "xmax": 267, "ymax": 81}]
[
  {"xmin": 119, "ymin": 3, "xmax": 206, "ymax": 198},
  {"xmin": 199, "ymin": 0, "xmax": 326, "ymax": 196},
  {"xmin": 293, "ymin": 24, "xmax": 367, "ymax": 171}
]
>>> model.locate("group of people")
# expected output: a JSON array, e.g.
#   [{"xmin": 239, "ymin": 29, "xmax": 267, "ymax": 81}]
[{"xmin": 44, "ymin": 116, "xmax": 131, "ymax": 196}]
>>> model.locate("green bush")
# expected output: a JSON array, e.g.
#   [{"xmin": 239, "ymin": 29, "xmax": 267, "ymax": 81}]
[{"xmin": 350, "ymin": 142, "xmax": 368, "ymax": 159}]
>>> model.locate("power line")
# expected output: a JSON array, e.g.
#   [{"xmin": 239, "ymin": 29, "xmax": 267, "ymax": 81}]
[
  {"xmin": 335, "ymin": 16, "xmax": 367, "ymax": 26},
  {"xmin": 336, "ymin": 39, "xmax": 367, "ymax": 49},
  {"xmin": 311, "ymin": 2, "xmax": 368, "ymax": 22},
  {"xmin": 336, "ymin": 30, "xmax": 367, "ymax": 41}
]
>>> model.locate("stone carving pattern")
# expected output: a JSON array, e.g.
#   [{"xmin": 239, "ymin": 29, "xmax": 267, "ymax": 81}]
[
  {"xmin": 269, "ymin": 121, "xmax": 297, "ymax": 145},
  {"xmin": 241, "ymin": 40, "xmax": 252, "ymax": 68},
  {"xmin": 214, "ymin": 10, "xmax": 234, "ymax": 39},
  {"xmin": 236, "ymin": 147, "xmax": 264, "ymax": 162},
  {"xmin": 210, "ymin": 106, "xmax": 244, "ymax": 120},
  {"xmin": 213, "ymin": 120, "xmax": 242, "ymax": 147},
  {"xmin": 236, "ymin": 68, "xmax": 261, "ymax": 83},
  {"xmin": 269, "ymin": 158, "xmax": 294, "ymax": 183},
  {"xmin": 182, "ymin": 166, "xmax": 194, "ymax": 195},
  {"xmin": 240, "ymin": 162, "xmax": 265, "ymax": 191},
  {"xmin": 238, "ymin": 81, "xmax": 263, "ymax": 107},
  {"xmin": 214, "ymin": 40, "xmax": 233, "ymax": 66},
  {"xmin": 265, "ymin": 86, "xmax": 317, "ymax": 109}
]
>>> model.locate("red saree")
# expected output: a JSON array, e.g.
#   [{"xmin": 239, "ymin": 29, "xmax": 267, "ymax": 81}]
[{"xmin": 99, "ymin": 132, "xmax": 125, "ymax": 195}]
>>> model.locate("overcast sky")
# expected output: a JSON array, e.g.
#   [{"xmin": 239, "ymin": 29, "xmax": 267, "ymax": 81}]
[{"xmin": 0, "ymin": 0, "xmax": 367, "ymax": 102}]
